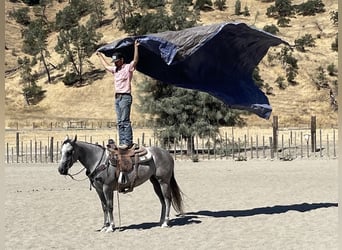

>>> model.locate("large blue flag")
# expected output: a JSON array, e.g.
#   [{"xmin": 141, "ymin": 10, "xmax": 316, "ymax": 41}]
[{"xmin": 97, "ymin": 22, "xmax": 289, "ymax": 119}]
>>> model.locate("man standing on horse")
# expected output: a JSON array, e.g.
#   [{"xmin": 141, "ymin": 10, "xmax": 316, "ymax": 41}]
[{"xmin": 96, "ymin": 40, "xmax": 140, "ymax": 149}]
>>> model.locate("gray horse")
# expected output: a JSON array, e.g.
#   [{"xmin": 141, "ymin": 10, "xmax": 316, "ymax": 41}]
[{"xmin": 58, "ymin": 135, "xmax": 184, "ymax": 232}]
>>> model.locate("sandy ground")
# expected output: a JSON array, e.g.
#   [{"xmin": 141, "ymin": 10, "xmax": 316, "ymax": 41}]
[{"xmin": 5, "ymin": 159, "xmax": 338, "ymax": 250}]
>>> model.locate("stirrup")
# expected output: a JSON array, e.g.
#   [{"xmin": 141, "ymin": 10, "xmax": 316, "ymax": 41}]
[{"xmin": 118, "ymin": 172, "xmax": 127, "ymax": 184}]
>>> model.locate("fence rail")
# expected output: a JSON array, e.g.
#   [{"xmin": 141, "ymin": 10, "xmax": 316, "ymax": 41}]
[{"xmin": 4, "ymin": 126, "xmax": 338, "ymax": 164}]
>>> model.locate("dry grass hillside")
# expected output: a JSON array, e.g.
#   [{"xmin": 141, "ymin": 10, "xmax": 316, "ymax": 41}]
[{"xmin": 4, "ymin": 0, "xmax": 338, "ymax": 129}]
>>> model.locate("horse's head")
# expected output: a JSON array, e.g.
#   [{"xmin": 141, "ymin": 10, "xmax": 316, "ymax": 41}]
[{"xmin": 58, "ymin": 135, "xmax": 79, "ymax": 175}]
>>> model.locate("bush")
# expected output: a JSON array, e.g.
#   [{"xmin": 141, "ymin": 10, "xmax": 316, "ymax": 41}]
[
  {"xmin": 63, "ymin": 72, "xmax": 80, "ymax": 86},
  {"xmin": 327, "ymin": 63, "xmax": 337, "ymax": 76},
  {"xmin": 330, "ymin": 11, "xmax": 338, "ymax": 25},
  {"xmin": 275, "ymin": 76, "xmax": 286, "ymax": 89},
  {"xmin": 331, "ymin": 35, "xmax": 338, "ymax": 52},
  {"xmin": 294, "ymin": 34, "xmax": 316, "ymax": 52},
  {"xmin": 22, "ymin": 0, "xmax": 40, "ymax": 5},
  {"xmin": 263, "ymin": 24, "xmax": 279, "ymax": 35},
  {"xmin": 9, "ymin": 7, "xmax": 30, "ymax": 26},
  {"xmin": 23, "ymin": 84, "xmax": 46, "ymax": 105},
  {"xmin": 194, "ymin": 0, "xmax": 213, "ymax": 10},
  {"xmin": 214, "ymin": 0, "xmax": 226, "ymax": 11},
  {"xmin": 234, "ymin": 0, "xmax": 241, "ymax": 15},
  {"xmin": 294, "ymin": 0, "xmax": 325, "ymax": 16},
  {"xmin": 277, "ymin": 17, "xmax": 290, "ymax": 27},
  {"xmin": 139, "ymin": 0, "xmax": 165, "ymax": 9},
  {"xmin": 243, "ymin": 6, "xmax": 250, "ymax": 16}
]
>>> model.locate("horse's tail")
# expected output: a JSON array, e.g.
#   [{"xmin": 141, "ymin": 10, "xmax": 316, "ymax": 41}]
[{"xmin": 170, "ymin": 173, "xmax": 184, "ymax": 214}]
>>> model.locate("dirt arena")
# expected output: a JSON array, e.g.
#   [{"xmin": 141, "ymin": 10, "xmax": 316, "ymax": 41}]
[{"xmin": 5, "ymin": 159, "xmax": 338, "ymax": 250}]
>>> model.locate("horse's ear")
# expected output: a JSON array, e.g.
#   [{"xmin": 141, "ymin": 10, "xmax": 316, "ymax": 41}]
[
  {"xmin": 63, "ymin": 135, "xmax": 69, "ymax": 142},
  {"xmin": 74, "ymin": 135, "xmax": 77, "ymax": 142}
]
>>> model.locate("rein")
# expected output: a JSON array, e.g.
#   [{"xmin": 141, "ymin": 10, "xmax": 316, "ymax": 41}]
[{"xmin": 67, "ymin": 167, "xmax": 87, "ymax": 181}]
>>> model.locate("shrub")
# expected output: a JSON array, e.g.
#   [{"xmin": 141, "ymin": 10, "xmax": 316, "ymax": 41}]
[
  {"xmin": 330, "ymin": 10, "xmax": 338, "ymax": 25},
  {"xmin": 235, "ymin": 0, "xmax": 241, "ymax": 15},
  {"xmin": 23, "ymin": 84, "xmax": 46, "ymax": 105},
  {"xmin": 327, "ymin": 63, "xmax": 337, "ymax": 76},
  {"xmin": 263, "ymin": 24, "xmax": 279, "ymax": 35},
  {"xmin": 9, "ymin": 7, "xmax": 30, "ymax": 26},
  {"xmin": 194, "ymin": 0, "xmax": 213, "ymax": 10},
  {"xmin": 294, "ymin": 34, "xmax": 316, "ymax": 52},
  {"xmin": 294, "ymin": 0, "xmax": 325, "ymax": 16},
  {"xmin": 275, "ymin": 76, "xmax": 287, "ymax": 89},
  {"xmin": 214, "ymin": 0, "xmax": 226, "ymax": 10},
  {"xmin": 63, "ymin": 72, "xmax": 80, "ymax": 86},
  {"xmin": 331, "ymin": 35, "xmax": 338, "ymax": 52}
]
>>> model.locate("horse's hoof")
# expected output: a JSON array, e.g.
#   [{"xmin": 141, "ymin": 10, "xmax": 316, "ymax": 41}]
[
  {"xmin": 105, "ymin": 227, "xmax": 115, "ymax": 233},
  {"xmin": 161, "ymin": 222, "xmax": 170, "ymax": 228}
]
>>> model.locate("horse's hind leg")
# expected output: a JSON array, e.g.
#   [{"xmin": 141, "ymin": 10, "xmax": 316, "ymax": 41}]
[{"xmin": 150, "ymin": 176, "xmax": 171, "ymax": 227}]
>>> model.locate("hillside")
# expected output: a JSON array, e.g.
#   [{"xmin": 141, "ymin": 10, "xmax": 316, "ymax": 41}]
[{"xmin": 4, "ymin": 0, "xmax": 338, "ymax": 129}]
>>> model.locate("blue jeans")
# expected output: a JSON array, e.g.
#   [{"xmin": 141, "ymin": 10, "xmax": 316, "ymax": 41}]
[{"xmin": 115, "ymin": 94, "xmax": 133, "ymax": 145}]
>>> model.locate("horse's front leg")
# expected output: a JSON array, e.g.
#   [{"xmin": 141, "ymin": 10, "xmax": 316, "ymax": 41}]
[
  {"xmin": 95, "ymin": 188, "xmax": 111, "ymax": 231},
  {"xmin": 103, "ymin": 184, "xmax": 115, "ymax": 232}
]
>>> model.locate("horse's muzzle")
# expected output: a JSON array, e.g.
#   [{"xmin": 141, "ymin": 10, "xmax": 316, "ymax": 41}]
[{"xmin": 58, "ymin": 164, "xmax": 68, "ymax": 175}]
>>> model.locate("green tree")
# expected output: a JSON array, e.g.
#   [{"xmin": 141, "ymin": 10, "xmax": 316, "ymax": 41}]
[
  {"xmin": 278, "ymin": 47, "xmax": 298, "ymax": 84},
  {"xmin": 294, "ymin": 0, "xmax": 325, "ymax": 16},
  {"xmin": 275, "ymin": 76, "xmax": 286, "ymax": 89},
  {"xmin": 9, "ymin": 7, "xmax": 31, "ymax": 26},
  {"xmin": 327, "ymin": 63, "xmax": 337, "ymax": 76},
  {"xmin": 55, "ymin": 18, "xmax": 102, "ymax": 85},
  {"xmin": 22, "ymin": 18, "xmax": 52, "ymax": 83},
  {"xmin": 32, "ymin": 0, "xmax": 53, "ymax": 24},
  {"xmin": 55, "ymin": 0, "xmax": 92, "ymax": 31},
  {"xmin": 275, "ymin": 0, "xmax": 293, "ymax": 17},
  {"xmin": 330, "ymin": 10, "xmax": 338, "ymax": 25},
  {"xmin": 294, "ymin": 34, "xmax": 316, "ymax": 52},
  {"xmin": 214, "ymin": 0, "xmax": 226, "ymax": 11},
  {"xmin": 194, "ymin": 0, "xmax": 213, "ymax": 11},
  {"xmin": 331, "ymin": 34, "xmax": 338, "ymax": 52},
  {"xmin": 314, "ymin": 66, "xmax": 329, "ymax": 90},
  {"xmin": 17, "ymin": 57, "xmax": 46, "ymax": 105},
  {"xmin": 235, "ymin": 0, "xmax": 241, "ymax": 15},
  {"xmin": 138, "ymin": 79, "xmax": 245, "ymax": 151},
  {"xmin": 263, "ymin": 24, "xmax": 279, "ymax": 35}
]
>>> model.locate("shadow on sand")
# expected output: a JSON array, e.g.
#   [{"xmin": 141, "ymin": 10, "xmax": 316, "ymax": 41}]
[{"xmin": 118, "ymin": 202, "xmax": 337, "ymax": 231}]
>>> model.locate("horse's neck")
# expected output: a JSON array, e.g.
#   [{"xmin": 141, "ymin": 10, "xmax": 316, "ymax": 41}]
[{"xmin": 77, "ymin": 142, "xmax": 105, "ymax": 172}]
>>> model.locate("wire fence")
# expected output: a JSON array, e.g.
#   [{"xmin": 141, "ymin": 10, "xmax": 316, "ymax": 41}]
[{"xmin": 4, "ymin": 126, "xmax": 338, "ymax": 164}]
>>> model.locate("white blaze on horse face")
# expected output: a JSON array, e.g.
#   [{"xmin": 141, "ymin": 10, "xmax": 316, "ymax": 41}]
[{"xmin": 60, "ymin": 142, "xmax": 73, "ymax": 163}]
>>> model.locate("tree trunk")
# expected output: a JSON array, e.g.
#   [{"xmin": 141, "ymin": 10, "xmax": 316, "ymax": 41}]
[
  {"xmin": 186, "ymin": 136, "xmax": 195, "ymax": 156},
  {"xmin": 40, "ymin": 50, "xmax": 51, "ymax": 83}
]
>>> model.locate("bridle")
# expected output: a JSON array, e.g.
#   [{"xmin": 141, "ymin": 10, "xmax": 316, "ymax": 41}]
[{"xmin": 63, "ymin": 141, "xmax": 107, "ymax": 183}]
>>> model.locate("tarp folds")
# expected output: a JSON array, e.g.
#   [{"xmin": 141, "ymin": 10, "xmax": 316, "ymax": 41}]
[{"xmin": 97, "ymin": 22, "xmax": 289, "ymax": 119}]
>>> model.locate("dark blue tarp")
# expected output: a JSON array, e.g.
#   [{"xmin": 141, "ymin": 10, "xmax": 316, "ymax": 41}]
[{"xmin": 97, "ymin": 22, "xmax": 289, "ymax": 119}]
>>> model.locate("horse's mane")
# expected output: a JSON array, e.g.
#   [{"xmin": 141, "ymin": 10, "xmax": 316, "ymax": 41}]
[{"xmin": 62, "ymin": 137, "xmax": 105, "ymax": 150}]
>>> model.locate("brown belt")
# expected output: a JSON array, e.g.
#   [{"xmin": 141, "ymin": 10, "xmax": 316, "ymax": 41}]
[{"xmin": 115, "ymin": 93, "xmax": 131, "ymax": 98}]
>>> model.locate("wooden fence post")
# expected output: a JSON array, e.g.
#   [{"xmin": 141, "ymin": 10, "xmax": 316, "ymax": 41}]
[
  {"xmin": 311, "ymin": 116, "xmax": 316, "ymax": 152},
  {"xmin": 272, "ymin": 116, "xmax": 278, "ymax": 154},
  {"xmin": 16, "ymin": 132, "xmax": 20, "ymax": 163},
  {"xmin": 269, "ymin": 137, "xmax": 274, "ymax": 159},
  {"xmin": 50, "ymin": 137, "xmax": 54, "ymax": 163}
]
